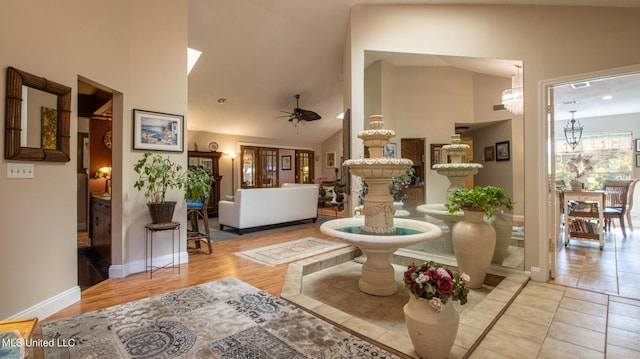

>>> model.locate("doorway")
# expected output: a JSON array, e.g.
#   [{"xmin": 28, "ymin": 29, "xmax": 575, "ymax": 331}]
[
  {"xmin": 77, "ymin": 78, "xmax": 113, "ymax": 290},
  {"xmin": 545, "ymin": 67, "xmax": 640, "ymax": 294}
]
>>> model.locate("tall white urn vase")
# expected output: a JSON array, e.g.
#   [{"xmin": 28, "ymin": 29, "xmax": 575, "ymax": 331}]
[
  {"xmin": 452, "ymin": 209, "xmax": 496, "ymax": 289},
  {"xmin": 487, "ymin": 211, "xmax": 513, "ymax": 265},
  {"xmin": 403, "ymin": 295, "xmax": 460, "ymax": 359}
]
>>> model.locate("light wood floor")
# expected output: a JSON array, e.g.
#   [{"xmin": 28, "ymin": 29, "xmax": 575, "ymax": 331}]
[{"xmin": 46, "ymin": 223, "xmax": 340, "ymax": 323}]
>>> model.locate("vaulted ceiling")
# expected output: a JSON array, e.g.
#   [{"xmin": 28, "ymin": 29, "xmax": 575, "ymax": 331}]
[{"xmin": 186, "ymin": 0, "xmax": 640, "ymax": 144}]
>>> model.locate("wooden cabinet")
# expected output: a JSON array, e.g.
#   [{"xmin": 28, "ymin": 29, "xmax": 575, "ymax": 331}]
[
  {"xmin": 401, "ymin": 138, "xmax": 425, "ymax": 214},
  {"xmin": 91, "ymin": 196, "xmax": 111, "ymax": 264},
  {"xmin": 563, "ymin": 190, "xmax": 605, "ymax": 250},
  {"xmin": 188, "ymin": 151, "xmax": 222, "ymax": 216}
]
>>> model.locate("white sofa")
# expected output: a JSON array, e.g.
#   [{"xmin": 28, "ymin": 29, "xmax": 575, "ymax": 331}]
[{"xmin": 218, "ymin": 184, "xmax": 319, "ymax": 233}]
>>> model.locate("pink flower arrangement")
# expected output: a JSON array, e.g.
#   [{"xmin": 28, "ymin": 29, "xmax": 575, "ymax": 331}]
[
  {"xmin": 313, "ymin": 176, "xmax": 328, "ymax": 184},
  {"xmin": 404, "ymin": 261, "xmax": 470, "ymax": 312}
]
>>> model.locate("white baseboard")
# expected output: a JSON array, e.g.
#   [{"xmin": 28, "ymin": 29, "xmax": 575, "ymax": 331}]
[
  {"xmin": 109, "ymin": 251, "xmax": 189, "ymax": 278},
  {"xmin": 6, "ymin": 286, "xmax": 80, "ymax": 321}
]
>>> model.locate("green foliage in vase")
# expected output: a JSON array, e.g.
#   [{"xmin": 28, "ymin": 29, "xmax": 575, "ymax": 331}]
[
  {"xmin": 445, "ymin": 185, "xmax": 513, "ymax": 218},
  {"xmin": 133, "ymin": 152, "xmax": 184, "ymax": 203},
  {"xmin": 183, "ymin": 165, "xmax": 213, "ymax": 202}
]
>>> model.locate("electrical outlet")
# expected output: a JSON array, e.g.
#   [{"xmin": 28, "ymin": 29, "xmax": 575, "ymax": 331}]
[{"xmin": 7, "ymin": 163, "xmax": 34, "ymax": 179}]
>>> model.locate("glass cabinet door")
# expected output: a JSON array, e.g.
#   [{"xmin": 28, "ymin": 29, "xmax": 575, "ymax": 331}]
[
  {"xmin": 241, "ymin": 147, "xmax": 256, "ymax": 188},
  {"xmin": 260, "ymin": 148, "xmax": 278, "ymax": 187},
  {"xmin": 296, "ymin": 150, "xmax": 313, "ymax": 183}
]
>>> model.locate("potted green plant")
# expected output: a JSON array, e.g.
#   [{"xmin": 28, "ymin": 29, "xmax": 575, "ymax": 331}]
[
  {"xmin": 445, "ymin": 186, "xmax": 513, "ymax": 288},
  {"xmin": 134, "ymin": 152, "xmax": 184, "ymax": 223},
  {"xmin": 389, "ymin": 165, "xmax": 415, "ymax": 202},
  {"xmin": 445, "ymin": 185, "xmax": 513, "ymax": 218},
  {"xmin": 333, "ymin": 179, "xmax": 346, "ymax": 203},
  {"xmin": 183, "ymin": 165, "xmax": 212, "ymax": 206}
]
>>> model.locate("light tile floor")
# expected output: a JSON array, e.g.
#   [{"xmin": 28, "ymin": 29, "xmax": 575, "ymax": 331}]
[
  {"xmin": 551, "ymin": 218, "xmax": 640, "ymax": 299},
  {"xmin": 469, "ymin": 219, "xmax": 640, "ymax": 358}
]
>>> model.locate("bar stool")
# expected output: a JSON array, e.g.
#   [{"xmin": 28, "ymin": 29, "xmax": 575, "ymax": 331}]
[{"xmin": 186, "ymin": 200, "xmax": 212, "ymax": 254}]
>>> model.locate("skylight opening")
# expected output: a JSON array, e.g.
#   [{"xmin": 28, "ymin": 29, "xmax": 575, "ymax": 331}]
[{"xmin": 187, "ymin": 47, "xmax": 202, "ymax": 75}]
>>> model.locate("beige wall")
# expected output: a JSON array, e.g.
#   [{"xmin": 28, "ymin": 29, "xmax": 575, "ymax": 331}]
[
  {"xmin": 348, "ymin": 4, "xmax": 640, "ymax": 280},
  {"xmin": 0, "ymin": 0, "xmax": 188, "ymax": 320}
]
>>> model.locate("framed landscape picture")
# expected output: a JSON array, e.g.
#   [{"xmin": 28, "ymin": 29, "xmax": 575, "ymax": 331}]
[
  {"xmin": 495, "ymin": 141, "xmax": 510, "ymax": 161},
  {"xmin": 133, "ymin": 109, "xmax": 184, "ymax": 152}
]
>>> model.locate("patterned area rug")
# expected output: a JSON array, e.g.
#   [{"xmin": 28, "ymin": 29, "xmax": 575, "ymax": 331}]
[
  {"xmin": 42, "ymin": 277, "xmax": 398, "ymax": 358},
  {"xmin": 235, "ymin": 237, "xmax": 348, "ymax": 266}
]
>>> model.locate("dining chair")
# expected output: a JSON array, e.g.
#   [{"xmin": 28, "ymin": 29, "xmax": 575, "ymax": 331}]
[{"xmin": 603, "ymin": 180, "xmax": 634, "ymax": 238}]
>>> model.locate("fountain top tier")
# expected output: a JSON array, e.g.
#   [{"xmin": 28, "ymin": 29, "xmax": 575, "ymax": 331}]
[
  {"xmin": 344, "ymin": 115, "xmax": 413, "ymax": 179},
  {"xmin": 432, "ymin": 134, "xmax": 483, "ymax": 197}
]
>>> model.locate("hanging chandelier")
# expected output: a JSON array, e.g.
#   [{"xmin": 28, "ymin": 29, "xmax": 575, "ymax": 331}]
[
  {"xmin": 501, "ymin": 65, "xmax": 523, "ymax": 115},
  {"xmin": 564, "ymin": 110, "xmax": 583, "ymax": 150}
]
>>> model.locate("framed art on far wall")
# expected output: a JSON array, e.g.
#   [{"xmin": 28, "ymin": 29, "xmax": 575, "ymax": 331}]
[
  {"xmin": 636, "ymin": 153, "xmax": 640, "ymax": 167},
  {"xmin": 484, "ymin": 146, "xmax": 495, "ymax": 161},
  {"xmin": 282, "ymin": 155, "xmax": 291, "ymax": 170},
  {"xmin": 636, "ymin": 138, "xmax": 640, "ymax": 152},
  {"xmin": 383, "ymin": 143, "xmax": 397, "ymax": 158},
  {"xmin": 495, "ymin": 141, "xmax": 510, "ymax": 161},
  {"xmin": 133, "ymin": 109, "xmax": 184, "ymax": 152},
  {"xmin": 326, "ymin": 152, "xmax": 336, "ymax": 168},
  {"xmin": 430, "ymin": 143, "xmax": 446, "ymax": 169}
]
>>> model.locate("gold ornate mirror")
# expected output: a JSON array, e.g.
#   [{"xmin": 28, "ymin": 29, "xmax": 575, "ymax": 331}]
[{"xmin": 5, "ymin": 67, "xmax": 71, "ymax": 162}]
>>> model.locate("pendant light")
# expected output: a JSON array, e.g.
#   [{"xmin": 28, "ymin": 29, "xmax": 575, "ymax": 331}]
[{"xmin": 564, "ymin": 110, "xmax": 583, "ymax": 150}]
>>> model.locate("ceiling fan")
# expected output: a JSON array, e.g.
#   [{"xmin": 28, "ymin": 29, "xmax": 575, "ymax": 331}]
[{"xmin": 280, "ymin": 94, "xmax": 321, "ymax": 125}]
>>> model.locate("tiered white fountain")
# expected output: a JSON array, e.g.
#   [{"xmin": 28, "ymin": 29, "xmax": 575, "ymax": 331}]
[
  {"xmin": 320, "ymin": 115, "xmax": 442, "ymax": 296},
  {"xmin": 416, "ymin": 134, "xmax": 483, "ymax": 252}
]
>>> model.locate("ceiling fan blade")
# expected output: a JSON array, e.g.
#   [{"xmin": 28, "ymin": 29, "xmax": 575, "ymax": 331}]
[{"xmin": 297, "ymin": 109, "xmax": 321, "ymax": 121}]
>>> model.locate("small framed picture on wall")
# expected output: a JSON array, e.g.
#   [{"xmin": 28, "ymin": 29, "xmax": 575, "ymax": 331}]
[
  {"xmin": 326, "ymin": 152, "xmax": 336, "ymax": 168},
  {"xmin": 495, "ymin": 141, "xmax": 510, "ymax": 161},
  {"xmin": 636, "ymin": 138, "xmax": 640, "ymax": 152},
  {"xmin": 484, "ymin": 146, "xmax": 495, "ymax": 161}
]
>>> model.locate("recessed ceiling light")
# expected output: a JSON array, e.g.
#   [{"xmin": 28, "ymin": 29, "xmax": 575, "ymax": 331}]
[
  {"xmin": 602, "ymin": 95, "xmax": 613, "ymax": 100},
  {"xmin": 217, "ymin": 98, "xmax": 227, "ymax": 104},
  {"xmin": 571, "ymin": 81, "xmax": 590, "ymax": 89}
]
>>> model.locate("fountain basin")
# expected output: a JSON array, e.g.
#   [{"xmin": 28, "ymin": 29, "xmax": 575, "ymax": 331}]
[
  {"xmin": 416, "ymin": 203, "xmax": 463, "ymax": 223},
  {"xmin": 416, "ymin": 204, "xmax": 464, "ymax": 253},
  {"xmin": 320, "ymin": 217, "xmax": 442, "ymax": 296}
]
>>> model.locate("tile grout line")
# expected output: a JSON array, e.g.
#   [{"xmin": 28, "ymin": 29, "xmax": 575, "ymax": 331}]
[
  {"xmin": 533, "ymin": 285, "xmax": 566, "ymax": 359},
  {"xmin": 460, "ymin": 277, "xmax": 531, "ymax": 359}
]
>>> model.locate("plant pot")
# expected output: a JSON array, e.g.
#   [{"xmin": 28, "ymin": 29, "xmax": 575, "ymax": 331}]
[
  {"xmin": 570, "ymin": 180, "xmax": 584, "ymax": 191},
  {"xmin": 147, "ymin": 201, "xmax": 177, "ymax": 224},
  {"xmin": 487, "ymin": 211, "xmax": 513, "ymax": 265},
  {"xmin": 452, "ymin": 209, "xmax": 496, "ymax": 288},
  {"xmin": 403, "ymin": 295, "xmax": 459, "ymax": 359}
]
